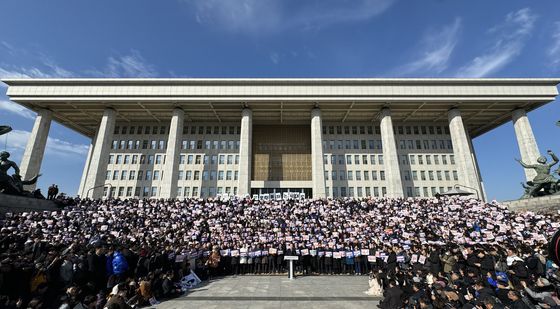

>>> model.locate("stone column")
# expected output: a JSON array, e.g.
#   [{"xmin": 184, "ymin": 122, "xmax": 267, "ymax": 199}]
[
  {"xmin": 512, "ymin": 108, "xmax": 540, "ymax": 181},
  {"xmin": 77, "ymin": 131, "xmax": 98, "ymax": 197},
  {"xmin": 379, "ymin": 108, "xmax": 404, "ymax": 198},
  {"xmin": 238, "ymin": 108, "xmax": 252, "ymax": 196},
  {"xmin": 19, "ymin": 108, "xmax": 52, "ymax": 190},
  {"xmin": 311, "ymin": 108, "xmax": 326, "ymax": 198},
  {"xmin": 84, "ymin": 108, "xmax": 116, "ymax": 198},
  {"xmin": 466, "ymin": 130, "xmax": 487, "ymax": 202},
  {"xmin": 448, "ymin": 108, "xmax": 482, "ymax": 197},
  {"xmin": 161, "ymin": 108, "xmax": 184, "ymax": 198}
]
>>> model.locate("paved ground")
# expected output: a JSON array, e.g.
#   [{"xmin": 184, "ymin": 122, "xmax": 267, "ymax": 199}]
[{"xmin": 157, "ymin": 275, "xmax": 381, "ymax": 309}]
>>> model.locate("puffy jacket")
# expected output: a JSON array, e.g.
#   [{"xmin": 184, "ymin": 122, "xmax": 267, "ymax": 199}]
[{"xmin": 112, "ymin": 251, "xmax": 129, "ymax": 275}]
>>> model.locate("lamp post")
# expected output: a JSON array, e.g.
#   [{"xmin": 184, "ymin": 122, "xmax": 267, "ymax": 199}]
[
  {"xmin": 86, "ymin": 184, "xmax": 113, "ymax": 199},
  {"xmin": 453, "ymin": 183, "xmax": 479, "ymax": 200}
]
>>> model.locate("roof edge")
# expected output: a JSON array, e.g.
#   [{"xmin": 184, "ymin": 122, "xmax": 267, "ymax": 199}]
[{"xmin": 2, "ymin": 77, "xmax": 560, "ymax": 86}]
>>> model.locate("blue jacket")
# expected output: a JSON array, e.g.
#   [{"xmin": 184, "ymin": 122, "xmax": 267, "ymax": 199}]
[
  {"xmin": 112, "ymin": 251, "xmax": 129, "ymax": 275},
  {"xmin": 106, "ymin": 255, "xmax": 114, "ymax": 275}
]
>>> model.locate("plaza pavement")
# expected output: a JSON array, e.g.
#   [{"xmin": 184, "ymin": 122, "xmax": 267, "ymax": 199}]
[{"xmin": 156, "ymin": 275, "xmax": 381, "ymax": 309}]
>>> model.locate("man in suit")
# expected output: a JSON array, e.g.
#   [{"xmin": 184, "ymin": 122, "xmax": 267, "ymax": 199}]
[{"xmin": 378, "ymin": 280, "xmax": 403, "ymax": 309}]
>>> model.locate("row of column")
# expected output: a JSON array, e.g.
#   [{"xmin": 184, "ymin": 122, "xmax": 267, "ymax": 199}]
[{"xmin": 19, "ymin": 106, "xmax": 541, "ymax": 200}]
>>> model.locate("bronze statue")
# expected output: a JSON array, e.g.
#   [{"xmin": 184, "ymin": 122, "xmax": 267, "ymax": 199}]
[
  {"xmin": 517, "ymin": 150, "xmax": 560, "ymax": 198},
  {"xmin": 0, "ymin": 151, "xmax": 41, "ymax": 196},
  {"xmin": 0, "ymin": 126, "xmax": 12, "ymax": 136}
]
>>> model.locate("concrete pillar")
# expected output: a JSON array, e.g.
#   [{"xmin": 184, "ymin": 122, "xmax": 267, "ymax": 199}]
[
  {"xmin": 512, "ymin": 108, "xmax": 540, "ymax": 181},
  {"xmin": 448, "ymin": 108, "xmax": 482, "ymax": 197},
  {"xmin": 83, "ymin": 108, "xmax": 116, "ymax": 198},
  {"xmin": 19, "ymin": 108, "xmax": 52, "ymax": 190},
  {"xmin": 466, "ymin": 130, "xmax": 487, "ymax": 202},
  {"xmin": 77, "ymin": 131, "xmax": 98, "ymax": 197},
  {"xmin": 379, "ymin": 108, "xmax": 404, "ymax": 198},
  {"xmin": 311, "ymin": 108, "xmax": 326, "ymax": 198},
  {"xmin": 161, "ymin": 108, "xmax": 184, "ymax": 198},
  {"xmin": 238, "ymin": 108, "xmax": 252, "ymax": 196}
]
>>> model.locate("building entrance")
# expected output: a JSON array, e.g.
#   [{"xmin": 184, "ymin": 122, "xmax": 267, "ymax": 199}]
[{"xmin": 250, "ymin": 188, "xmax": 312, "ymax": 200}]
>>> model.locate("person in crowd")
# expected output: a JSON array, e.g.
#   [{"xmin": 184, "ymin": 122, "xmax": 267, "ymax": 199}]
[{"xmin": 0, "ymin": 195, "xmax": 559, "ymax": 308}]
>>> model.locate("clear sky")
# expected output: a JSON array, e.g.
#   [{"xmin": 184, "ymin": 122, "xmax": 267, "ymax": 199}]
[{"xmin": 0, "ymin": 0, "xmax": 559, "ymax": 201}]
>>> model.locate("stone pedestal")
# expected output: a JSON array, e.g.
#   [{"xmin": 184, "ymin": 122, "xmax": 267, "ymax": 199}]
[
  {"xmin": 0, "ymin": 194, "xmax": 59, "ymax": 214},
  {"xmin": 502, "ymin": 194, "xmax": 560, "ymax": 212}
]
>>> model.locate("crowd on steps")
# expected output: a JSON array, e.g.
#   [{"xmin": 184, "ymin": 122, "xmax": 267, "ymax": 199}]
[{"xmin": 0, "ymin": 196, "xmax": 559, "ymax": 308}]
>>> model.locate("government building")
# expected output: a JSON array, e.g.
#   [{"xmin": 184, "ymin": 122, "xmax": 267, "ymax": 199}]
[{"xmin": 2, "ymin": 78, "xmax": 559, "ymax": 200}]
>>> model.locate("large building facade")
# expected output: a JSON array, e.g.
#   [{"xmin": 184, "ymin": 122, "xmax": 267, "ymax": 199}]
[{"xmin": 2, "ymin": 78, "xmax": 559, "ymax": 200}]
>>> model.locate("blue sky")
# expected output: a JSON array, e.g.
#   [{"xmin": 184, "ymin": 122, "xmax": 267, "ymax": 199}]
[{"xmin": 0, "ymin": 0, "xmax": 559, "ymax": 201}]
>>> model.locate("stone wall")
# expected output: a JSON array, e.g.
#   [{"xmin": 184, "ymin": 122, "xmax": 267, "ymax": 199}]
[
  {"xmin": 502, "ymin": 195, "xmax": 560, "ymax": 213},
  {"xmin": 0, "ymin": 194, "xmax": 59, "ymax": 214}
]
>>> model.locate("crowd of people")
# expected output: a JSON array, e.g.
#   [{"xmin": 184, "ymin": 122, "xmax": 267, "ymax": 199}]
[{"xmin": 0, "ymin": 195, "xmax": 559, "ymax": 308}]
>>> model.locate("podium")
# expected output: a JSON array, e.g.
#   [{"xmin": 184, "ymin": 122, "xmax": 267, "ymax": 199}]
[{"xmin": 284, "ymin": 256, "xmax": 298, "ymax": 280}]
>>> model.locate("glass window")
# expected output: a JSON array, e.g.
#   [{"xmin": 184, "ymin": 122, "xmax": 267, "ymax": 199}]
[{"xmin": 407, "ymin": 140, "xmax": 414, "ymax": 149}]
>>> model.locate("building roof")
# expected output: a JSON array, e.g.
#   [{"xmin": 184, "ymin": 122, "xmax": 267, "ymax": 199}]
[{"xmin": 2, "ymin": 78, "xmax": 559, "ymax": 137}]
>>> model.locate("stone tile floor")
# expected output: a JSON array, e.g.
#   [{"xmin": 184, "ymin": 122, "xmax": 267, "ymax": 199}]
[{"xmin": 156, "ymin": 275, "xmax": 380, "ymax": 309}]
